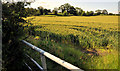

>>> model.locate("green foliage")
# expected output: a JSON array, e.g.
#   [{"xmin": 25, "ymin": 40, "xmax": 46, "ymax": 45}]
[
  {"xmin": 93, "ymin": 13, "xmax": 98, "ymax": 16},
  {"xmin": 69, "ymin": 6, "xmax": 77, "ymax": 15},
  {"xmin": 81, "ymin": 11, "xmax": 86, "ymax": 16},
  {"xmin": 58, "ymin": 5, "xmax": 65, "ymax": 13},
  {"xmin": 86, "ymin": 11, "xmax": 94, "ymax": 16},
  {"xmin": 95, "ymin": 9, "xmax": 102, "ymax": 15},
  {"xmin": 25, "ymin": 30, "xmax": 118, "ymax": 70},
  {"xmin": 53, "ymin": 7, "xmax": 58, "ymax": 15},
  {"xmin": 59, "ymin": 3, "xmax": 71, "ymax": 13},
  {"xmin": 23, "ymin": 3, "xmax": 111, "ymax": 17},
  {"xmin": 102, "ymin": 38, "xmax": 109, "ymax": 47},
  {"xmin": 37, "ymin": 6, "xmax": 51, "ymax": 15},
  {"xmin": 23, "ymin": 3, "xmax": 113, "ymax": 17},
  {"xmin": 38, "ymin": 6, "xmax": 44, "ymax": 15},
  {"xmin": 59, "ymin": 3, "xmax": 77, "ymax": 16},
  {"xmin": 109, "ymin": 13, "xmax": 114, "ymax": 15},
  {"xmin": 63, "ymin": 11, "xmax": 68, "ymax": 16},
  {"xmin": 53, "ymin": 10, "xmax": 58, "ymax": 15},
  {"xmin": 25, "ymin": 8, "xmax": 38, "ymax": 16},
  {"xmin": 89, "ymin": 11, "xmax": 94, "ymax": 16},
  {"xmin": 102, "ymin": 9, "xmax": 108, "ymax": 15},
  {"xmin": 58, "ymin": 3, "xmax": 111, "ymax": 16},
  {"xmin": 44, "ymin": 9, "xmax": 48, "ymax": 15},
  {"xmin": 2, "ymin": 2, "xmax": 29, "ymax": 70},
  {"xmin": 75, "ymin": 7, "xmax": 83, "ymax": 16},
  {"xmin": 34, "ymin": 10, "xmax": 40, "ymax": 16},
  {"xmin": 86, "ymin": 11, "xmax": 90, "ymax": 16}
]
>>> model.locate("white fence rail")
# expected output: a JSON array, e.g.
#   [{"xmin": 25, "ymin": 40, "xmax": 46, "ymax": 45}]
[{"xmin": 22, "ymin": 40, "xmax": 84, "ymax": 71}]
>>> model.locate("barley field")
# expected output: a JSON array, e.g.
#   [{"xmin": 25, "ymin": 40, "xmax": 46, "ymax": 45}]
[{"xmin": 24, "ymin": 15, "xmax": 119, "ymax": 70}]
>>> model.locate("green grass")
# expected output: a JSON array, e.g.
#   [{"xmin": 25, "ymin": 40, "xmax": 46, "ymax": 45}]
[
  {"xmin": 23, "ymin": 15, "xmax": 119, "ymax": 70},
  {"xmin": 24, "ymin": 35, "xmax": 118, "ymax": 70}
]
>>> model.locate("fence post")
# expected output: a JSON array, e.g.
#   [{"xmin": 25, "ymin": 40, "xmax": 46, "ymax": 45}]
[{"xmin": 40, "ymin": 54, "xmax": 47, "ymax": 71}]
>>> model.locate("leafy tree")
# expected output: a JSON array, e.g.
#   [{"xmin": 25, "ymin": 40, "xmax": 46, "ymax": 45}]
[
  {"xmin": 64, "ymin": 3, "xmax": 71, "ymax": 13},
  {"xmin": 34, "ymin": 10, "xmax": 41, "ymax": 16},
  {"xmin": 102, "ymin": 9, "xmax": 108, "ymax": 15},
  {"xmin": 47, "ymin": 9, "xmax": 51, "ymax": 13},
  {"xmin": 95, "ymin": 9, "xmax": 102, "ymax": 15},
  {"xmin": 109, "ymin": 13, "xmax": 114, "ymax": 15},
  {"xmin": 44, "ymin": 9, "xmax": 48, "ymax": 15},
  {"xmin": 59, "ymin": 3, "xmax": 71, "ymax": 14},
  {"xmin": 25, "ymin": 8, "xmax": 38, "ymax": 16},
  {"xmin": 38, "ymin": 6, "xmax": 44, "ymax": 15},
  {"xmin": 89, "ymin": 11, "xmax": 94, "ymax": 16},
  {"xmin": 53, "ymin": 8, "xmax": 58, "ymax": 15},
  {"xmin": 59, "ymin": 5, "xmax": 65, "ymax": 13},
  {"xmin": 63, "ymin": 11, "xmax": 68, "ymax": 16},
  {"xmin": 86, "ymin": 11, "xmax": 90, "ymax": 16},
  {"xmin": 69, "ymin": 6, "xmax": 77, "ymax": 15},
  {"xmin": 2, "ymin": 2, "xmax": 30, "ymax": 70},
  {"xmin": 81, "ymin": 11, "xmax": 86, "ymax": 16},
  {"xmin": 75, "ymin": 7, "xmax": 83, "ymax": 16}
]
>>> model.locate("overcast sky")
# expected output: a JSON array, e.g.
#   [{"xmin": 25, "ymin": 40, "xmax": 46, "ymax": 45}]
[{"xmin": 4, "ymin": 0, "xmax": 120, "ymax": 14}]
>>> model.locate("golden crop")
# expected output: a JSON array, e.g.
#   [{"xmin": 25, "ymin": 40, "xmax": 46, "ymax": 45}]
[{"xmin": 25, "ymin": 16, "xmax": 118, "ymax": 36}]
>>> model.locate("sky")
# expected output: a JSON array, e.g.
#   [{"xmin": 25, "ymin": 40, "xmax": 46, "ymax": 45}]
[{"xmin": 4, "ymin": 0, "xmax": 120, "ymax": 14}]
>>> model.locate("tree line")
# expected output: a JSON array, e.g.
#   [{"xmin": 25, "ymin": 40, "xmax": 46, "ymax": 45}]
[{"xmin": 25, "ymin": 3, "xmax": 117, "ymax": 16}]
